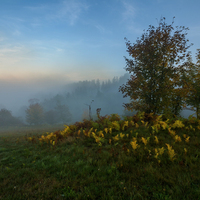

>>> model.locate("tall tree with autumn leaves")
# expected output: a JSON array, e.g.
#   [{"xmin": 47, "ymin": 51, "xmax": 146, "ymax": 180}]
[{"xmin": 119, "ymin": 17, "xmax": 193, "ymax": 117}]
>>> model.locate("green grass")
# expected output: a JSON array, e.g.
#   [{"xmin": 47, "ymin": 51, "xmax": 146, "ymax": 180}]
[{"xmin": 0, "ymin": 115, "xmax": 200, "ymax": 200}]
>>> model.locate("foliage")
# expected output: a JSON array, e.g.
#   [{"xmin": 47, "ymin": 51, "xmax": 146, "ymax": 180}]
[
  {"xmin": 55, "ymin": 103, "xmax": 72, "ymax": 124},
  {"xmin": 26, "ymin": 103, "xmax": 44, "ymax": 125},
  {"xmin": 183, "ymin": 49, "xmax": 200, "ymax": 119},
  {"xmin": 119, "ymin": 17, "xmax": 192, "ymax": 117},
  {"xmin": 0, "ymin": 108, "xmax": 24, "ymax": 127},
  {"xmin": 1, "ymin": 112, "xmax": 200, "ymax": 199},
  {"xmin": 44, "ymin": 109, "xmax": 60, "ymax": 124}
]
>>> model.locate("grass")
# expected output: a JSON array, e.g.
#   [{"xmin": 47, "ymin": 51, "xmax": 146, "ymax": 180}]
[{"xmin": 0, "ymin": 113, "xmax": 200, "ymax": 199}]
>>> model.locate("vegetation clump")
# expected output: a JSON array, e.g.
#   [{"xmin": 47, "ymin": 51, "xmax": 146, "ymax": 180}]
[{"xmin": 1, "ymin": 112, "xmax": 199, "ymax": 199}]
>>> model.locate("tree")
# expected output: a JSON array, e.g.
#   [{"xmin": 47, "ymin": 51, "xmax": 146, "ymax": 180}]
[
  {"xmin": 119, "ymin": 17, "xmax": 192, "ymax": 117},
  {"xmin": 0, "ymin": 108, "xmax": 24, "ymax": 126},
  {"xmin": 55, "ymin": 103, "xmax": 72, "ymax": 124},
  {"xmin": 44, "ymin": 110, "xmax": 60, "ymax": 125},
  {"xmin": 26, "ymin": 103, "xmax": 44, "ymax": 125},
  {"xmin": 183, "ymin": 49, "xmax": 200, "ymax": 118}
]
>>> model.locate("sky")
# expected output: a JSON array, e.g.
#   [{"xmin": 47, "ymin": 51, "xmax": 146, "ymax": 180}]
[{"xmin": 0, "ymin": 0, "xmax": 200, "ymax": 113}]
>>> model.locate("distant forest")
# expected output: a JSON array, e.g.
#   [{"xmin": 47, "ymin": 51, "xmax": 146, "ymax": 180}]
[
  {"xmin": 39, "ymin": 73, "xmax": 134, "ymax": 123},
  {"xmin": 0, "ymin": 73, "xmax": 195, "ymax": 127},
  {"xmin": 11, "ymin": 73, "xmax": 135, "ymax": 125}
]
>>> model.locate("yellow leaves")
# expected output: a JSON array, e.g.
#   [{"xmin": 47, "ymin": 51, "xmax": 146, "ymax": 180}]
[
  {"xmin": 185, "ymin": 125, "xmax": 195, "ymax": 131},
  {"xmin": 190, "ymin": 125, "xmax": 195, "ymax": 131},
  {"xmin": 151, "ymin": 124, "xmax": 160, "ymax": 134},
  {"xmin": 63, "ymin": 125, "xmax": 71, "ymax": 135},
  {"xmin": 112, "ymin": 121, "xmax": 120, "ymax": 131},
  {"xmin": 130, "ymin": 138, "xmax": 139, "ymax": 150},
  {"xmin": 97, "ymin": 131, "xmax": 104, "ymax": 138},
  {"xmin": 92, "ymin": 132, "xmax": 100, "ymax": 143},
  {"xmin": 135, "ymin": 123, "xmax": 139, "ymax": 128},
  {"xmin": 185, "ymin": 136, "xmax": 190, "ymax": 143},
  {"xmin": 168, "ymin": 127, "xmax": 176, "ymax": 136},
  {"xmin": 166, "ymin": 143, "xmax": 176, "ymax": 161},
  {"xmin": 159, "ymin": 121, "xmax": 168, "ymax": 130},
  {"xmin": 122, "ymin": 121, "xmax": 129, "ymax": 130},
  {"xmin": 120, "ymin": 133, "xmax": 125, "ymax": 139},
  {"xmin": 174, "ymin": 135, "xmax": 182, "ymax": 142},
  {"xmin": 183, "ymin": 134, "xmax": 190, "ymax": 143},
  {"xmin": 113, "ymin": 134, "xmax": 120, "ymax": 141},
  {"xmin": 184, "ymin": 148, "xmax": 187, "ymax": 154},
  {"xmin": 132, "ymin": 137, "xmax": 137, "ymax": 142},
  {"xmin": 104, "ymin": 128, "xmax": 108, "ymax": 134},
  {"xmin": 141, "ymin": 120, "xmax": 148, "ymax": 127},
  {"xmin": 154, "ymin": 147, "xmax": 165, "ymax": 159},
  {"xmin": 88, "ymin": 128, "xmax": 94, "ymax": 137},
  {"xmin": 154, "ymin": 136, "xmax": 159, "ymax": 144},
  {"xmin": 154, "ymin": 149, "xmax": 159, "ymax": 159},
  {"xmin": 141, "ymin": 137, "xmax": 148, "ymax": 145},
  {"xmin": 171, "ymin": 120, "xmax": 185, "ymax": 129}
]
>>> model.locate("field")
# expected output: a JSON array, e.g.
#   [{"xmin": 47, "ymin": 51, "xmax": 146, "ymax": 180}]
[{"xmin": 0, "ymin": 113, "xmax": 200, "ymax": 200}]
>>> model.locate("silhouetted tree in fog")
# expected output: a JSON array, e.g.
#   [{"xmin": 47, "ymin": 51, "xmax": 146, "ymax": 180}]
[
  {"xmin": 0, "ymin": 109, "xmax": 24, "ymax": 126},
  {"xmin": 26, "ymin": 103, "xmax": 44, "ymax": 125}
]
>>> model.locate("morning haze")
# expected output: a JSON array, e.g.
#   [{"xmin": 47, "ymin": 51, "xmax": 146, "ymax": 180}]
[{"xmin": 1, "ymin": 0, "xmax": 199, "ymax": 125}]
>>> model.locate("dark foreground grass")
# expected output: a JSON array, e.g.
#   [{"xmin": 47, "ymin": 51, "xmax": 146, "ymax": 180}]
[{"xmin": 0, "ymin": 120, "xmax": 200, "ymax": 200}]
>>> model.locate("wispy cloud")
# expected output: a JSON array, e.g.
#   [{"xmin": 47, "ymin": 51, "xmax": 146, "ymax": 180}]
[
  {"xmin": 121, "ymin": 0, "xmax": 136, "ymax": 21},
  {"xmin": 120, "ymin": 0, "xmax": 143, "ymax": 34},
  {"xmin": 94, "ymin": 24, "xmax": 112, "ymax": 34},
  {"xmin": 58, "ymin": 0, "xmax": 89, "ymax": 25},
  {"xmin": 0, "ymin": 43, "xmax": 35, "ymax": 68},
  {"xmin": 13, "ymin": 30, "xmax": 21, "ymax": 36},
  {"xmin": 26, "ymin": 0, "xmax": 89, "ymax": 25}
]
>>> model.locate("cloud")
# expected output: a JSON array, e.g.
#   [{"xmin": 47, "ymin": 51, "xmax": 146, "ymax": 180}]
[
  {"xmin": 24, "ymin": 0, "xmax": 89, "ymax": 25},
  {"xmin": 119, "ymin": 0, "xmax": 143, "ymax": 34},
  {"xmin": 94, "ymin": 24, "xmax": 112, "ymax": 34},
  {"xmin": 13, "ymin": 30, "xmax": 21, "ymax": 36},
  {"xmin": 59, "ymin": 0, "xmax": 89, "ymax": 25},
  {"xmin": 0, "ymin": 42, "xmax": 37, "ymax": 71},
  {"xmin": 121, "ymin": 0, "xmax": 136, "ymax": 21}
]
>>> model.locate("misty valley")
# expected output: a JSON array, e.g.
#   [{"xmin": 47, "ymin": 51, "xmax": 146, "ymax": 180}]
[{"xmin": 0, "ymin": 73, "xmax": 137, "ymax": 128}]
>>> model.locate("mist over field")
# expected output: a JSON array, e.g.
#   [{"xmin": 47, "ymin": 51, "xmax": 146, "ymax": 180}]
[
  {"xmin": 0, "ymin": 71, "xmax": 195, "ymax": 127},
  {"xmin": 0, "ymin": 0, "xmax": 199, "ymax": 127},
  {"xmin": 0, "ymin": 73, "xmax": 136, "ymax": 124}
]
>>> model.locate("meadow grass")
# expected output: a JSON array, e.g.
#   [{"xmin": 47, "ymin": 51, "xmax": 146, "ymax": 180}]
[{"xmin": 0, "ymin": 113, "xmax": 200, "ymax": 200}]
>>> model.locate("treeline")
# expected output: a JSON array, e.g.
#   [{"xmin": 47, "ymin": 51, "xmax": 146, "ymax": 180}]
[
  {"xmin": 0, "ymin": 109, "xmax": 24, "ymax": 127},
  {"xmin": 1, "ymin": 73, "xmax": 135, "ymax": 126},
  {"xmin": 37, "ymin": 73, "xmax": 134, "ymax": 124}
]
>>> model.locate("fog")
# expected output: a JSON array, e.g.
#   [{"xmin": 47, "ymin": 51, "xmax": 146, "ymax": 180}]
[
  {"xmin": 0, "ymin": 73, "xmax": 135, "ymax": 125},
  {"xmin": 0, "ymin": 72, "xmax": 196, "ymax": 127}
]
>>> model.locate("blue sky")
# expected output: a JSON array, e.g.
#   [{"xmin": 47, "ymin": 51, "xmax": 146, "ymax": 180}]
[{"xmin": 0, "ymin": 0, "xmax": 200, "ymax": 111}]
